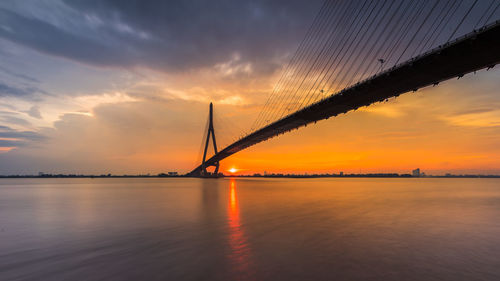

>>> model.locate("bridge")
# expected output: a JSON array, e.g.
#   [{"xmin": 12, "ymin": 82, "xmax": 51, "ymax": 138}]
[{"xmin": 189, "ymin": 0, "xmax": 500, "ymax": 177}]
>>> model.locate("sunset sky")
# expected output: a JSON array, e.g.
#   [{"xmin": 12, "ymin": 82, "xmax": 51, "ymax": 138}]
[{"xmin": 0, "ymin": 0, "xmax": 499, "ymax": 175}]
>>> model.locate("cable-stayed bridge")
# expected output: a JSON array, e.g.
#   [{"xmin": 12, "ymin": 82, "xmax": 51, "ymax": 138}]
[{"xmin": 189, "ymin": 0, "xmax": 500, "ymax": 177}]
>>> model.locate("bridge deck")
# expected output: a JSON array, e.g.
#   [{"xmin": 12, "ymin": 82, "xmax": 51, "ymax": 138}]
[{"xmin": 189, "ymin": 21, "xmax": 500, "ymax": 176}]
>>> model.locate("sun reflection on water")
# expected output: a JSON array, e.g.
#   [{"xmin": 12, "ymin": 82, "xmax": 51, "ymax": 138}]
[{"xmin": 227, "ymin": 180, "xmax": 254, "ymax": 280}]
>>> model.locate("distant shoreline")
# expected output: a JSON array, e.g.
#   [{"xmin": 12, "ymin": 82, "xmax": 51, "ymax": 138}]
[{"xmin": 1, "ymin": 174, "xmax": 499, "ymax": 179}]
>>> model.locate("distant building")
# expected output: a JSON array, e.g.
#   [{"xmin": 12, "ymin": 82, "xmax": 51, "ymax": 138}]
[
  {"xmin": 339, "ymin": 171, "xmax": 344, "ymax": 176},
  {"xmin": 412, "ymin": 168, "xmax": 421, "ymax": 177}
]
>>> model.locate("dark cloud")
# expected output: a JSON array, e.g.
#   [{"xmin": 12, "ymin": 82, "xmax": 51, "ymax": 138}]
[
  {"xmin": 0, "ymin": 115, "xmax": 32, "ymax": 127},
  {"xmin": 0, "ymin": 139, "xmax": 26, "ymax": 147},
  {"xmin": 0, "ymin": 8, "xmax": 132, "ymax": 68},
  {"xmin": 0, "ymin": 81, "xmax": 48, "ymax": 98},
  {"xmin": 0, "ymin": 0, "xmax": 322, "ymax": 73},
  {"xmin": 0, "ymin": 66, "xmax": 40, "ymax": 83},
  {"xmin": 0, "ymin": 0, "xmax": 497, "ymax": 76},
  {"xmin": 0, "ymin": 81, "xmax": 35, "ymax": 97},
  {"xmin": 0, "ymin": 126, "xmax": 46, "ymax": 141}
]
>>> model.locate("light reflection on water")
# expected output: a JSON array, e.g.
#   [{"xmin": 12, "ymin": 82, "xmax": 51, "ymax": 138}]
[
  {"xmin": 1, "ymin": 177, "xmax": 500, "ymax": 281},
  {"xmin": 227, "ymin": 180, "xmax": 253, "ymax": 280}
]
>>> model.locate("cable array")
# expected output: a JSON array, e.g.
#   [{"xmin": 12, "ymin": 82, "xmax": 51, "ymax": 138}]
[
  {"xmin": 248, "ymin": 0, "xmax": 499, "ymax": 136},
  {"xmin": 199, "ymin": 0, "xmax": 500, "ymax": 162}
]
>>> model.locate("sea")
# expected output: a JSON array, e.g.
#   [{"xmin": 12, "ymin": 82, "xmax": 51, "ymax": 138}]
[{"xmin": 1, "ymin": 177, "xmax": 500, "ymax": 281}]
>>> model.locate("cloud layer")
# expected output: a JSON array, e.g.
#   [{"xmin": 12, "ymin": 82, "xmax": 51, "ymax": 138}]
[{"xmin": 0, "ymin": 0, "xmax": 320, "ymax": 73}]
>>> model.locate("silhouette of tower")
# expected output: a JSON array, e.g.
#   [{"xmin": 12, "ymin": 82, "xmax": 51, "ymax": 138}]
[{"xmin": 201, "ymin": 102, "xmax": 219, "ymax": 176}]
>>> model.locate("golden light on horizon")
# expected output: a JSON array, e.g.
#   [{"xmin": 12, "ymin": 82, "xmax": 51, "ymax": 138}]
[{"xmin": 228, "ymin": 168, "xmax": 238, "ymax": 173}]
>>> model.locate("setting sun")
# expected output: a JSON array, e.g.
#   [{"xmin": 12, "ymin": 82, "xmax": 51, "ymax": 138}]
[{"xmin": 228, "ymin": 168, "xmax": 238, "ymax": 173}]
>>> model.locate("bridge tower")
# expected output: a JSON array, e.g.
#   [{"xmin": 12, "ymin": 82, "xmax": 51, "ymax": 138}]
[{"xmin": 200, "ymin": 102, "xmax": 219, "ymax": 177}]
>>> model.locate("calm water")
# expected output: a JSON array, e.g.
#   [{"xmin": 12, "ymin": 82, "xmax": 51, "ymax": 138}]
[{"xmin": 1, "ymin": 178, "xmax": 500, "ymax": 280}]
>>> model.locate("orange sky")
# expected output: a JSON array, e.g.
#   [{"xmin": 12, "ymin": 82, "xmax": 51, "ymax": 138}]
[{"xmin": 220, "ymin": 70, "xmax": 500, "ymax": 175}]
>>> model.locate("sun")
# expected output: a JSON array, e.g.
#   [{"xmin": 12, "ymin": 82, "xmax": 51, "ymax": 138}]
[{"xmin": 228, "ymin": 168, "xmax": 237, "ymax": 173}]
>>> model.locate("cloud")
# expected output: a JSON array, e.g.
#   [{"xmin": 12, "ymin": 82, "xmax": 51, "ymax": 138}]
[
  {"xmin": 0, "ymin": 125, "xmax": 45, "ymax": 141},
  {"xmin": 0, "ymin": 125, "xmax": 46, "ymax": 153},
  {"xmin": 214, "ymin": 53, "xmax": 253, "ymax": 78},
  {"xmin": 0, "ymin": 65, "xmax": 39, "ymax": 83},
  {"xmin": 0, "ymin": 98, "xmax": 211, "ymax": 173},
  {"xmin": 0, "ymin": 81, "xmax": 35, "ymax": 97},
  {"xmin": 0, "ymin": 139, "xmax": 27, "ymax": 147},
  {"xmin": 0, "ymin": 0, "xmax": 322, "ymax": 74},
  {"xmin": 452, "ymin": 107, "xmax": 497, "ymax": 116},
  {"xmin": 442, "ymin": 110, "xmax": 500, "ymax": 128},
  {"xmin": 0, "ymin": 115, "xmax": 31, "ymax": 127},
  {"xmin": 72, "ymin": 92, "xmax": 138, "ymax": 111},
  {"xmin": 0, "ymin": 102, "xmax": 18, "ymax": 111},
  {"xmin": 218, "ymin": 95, "xmax": 247, "ymax": 105},
  {"xmin": 0, "ymin": 8, "xmax": 132, "ymax": 68},
  {"xmin": 0, "ymin": 81, "xmax": 48, "ymax": 99},
  {"xmin": 359, "ymin": 102, "xmax": 406, "ymax": 118},
  {"xmin": 26, "ymin": 105, "xmax": 42, "ymax": 119}
]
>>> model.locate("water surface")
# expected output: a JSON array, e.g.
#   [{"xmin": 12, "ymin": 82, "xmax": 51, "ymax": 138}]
[{"xmin": 1, "ymin": 177, "xmax": 500, "ymax": 280}]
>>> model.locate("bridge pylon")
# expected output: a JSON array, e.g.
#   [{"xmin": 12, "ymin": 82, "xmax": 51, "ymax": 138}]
[{"xmin": 198, "ymin": 102, "xmax": 220, "ymax": 177}]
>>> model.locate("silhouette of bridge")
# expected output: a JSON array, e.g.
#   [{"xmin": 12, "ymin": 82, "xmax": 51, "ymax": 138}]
[{"xmin": 189, "ymin": 0, "xmax": 500, "ymax": 177}]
